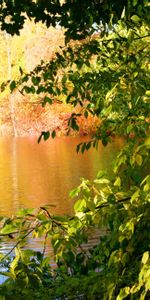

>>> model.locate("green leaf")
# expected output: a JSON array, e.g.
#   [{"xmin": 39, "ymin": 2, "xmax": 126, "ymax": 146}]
[
  {"xmin": 86, "ymin": 141, "xmax": 91, "ymax": 150},
  {"xmin": 22, "ymin": 75, "xmax": 29, "ymax": 83},
  {"xmin": 81, "ymin": 143, "xmax": 86, "ymax": 154},
  {"xmin": 17, "ymin": 208, "xmax": 34, "ymax": 217},
  {"xmin": 10, "ymin": 249, "xmax": 20, "ymax": 277},
  {"xmin": 41, "ymin": 257, "xmax": 50, "ymax": 268},
  {"xmin": 74, "ymin": 199, "xmax": 86, "ymax": 212},
  {"xmin": 135, "ymin": 154, "xmax": 143, "ymax": 166},
  {"xmin": 66, "ymin": 94, "xmax": 72, "ymax": 103},
  {"xmin": 42, "ymin": 96, "xmax": 52, "ymax": 106},
  {"xmin": 24, "ymin": 86, "xmax": 32, "ymax": 93},
  {"xmin": 1, "ymin": 82, "xmax": 6, "ymax": 92},
  {"xmin": 69, "ymin": 187, "xmax": 80, "ymax": 198},
  {"xmin": 102, "ymin": 138, "xmax": 108, "ymax": 147},
  {"xmin": 86, "ymin": 200, "xmax": 95, "ymax": 211},
  {"xmin": 145, "ymin": 90, "xmax": 150, "ymax": 96},
  {"xmin": 131, "ymin": 15, "xmax": 140, "ymax": 22},
  {"xmin": 43, "ymin": 131, "xmax": 50, "ymax": 141},
  {"xmin": 53, "ymin": 215, "xmax": 66, "ymax": 222},
  {"xmin": 133, "ymin": 0, "xmax": 138, "ymax": 6},
  {"xmin": 38, "ymin": 133, "xmax": 42, "ymax": 144},
  {"xmin": 76, "ymin": 143, "xmax": 82, "ymax": 153},
  {"xmin": 0, "ymin": 224, "xmax": 17, "ymax": 235},
  {"xmin": 10, "ymin": 80, "xmax": 16, "ymax": 92},
  {"xmin": 107, "ymin": 41, "xmax": 114, "ymax": 49},
  {"xmin": 140, "ymin": 290, "xmax": 147, "ymax": 300},
  {"xmin": 107, "ymin": 194, "xmax": 116, "ymax": 204},
  {"xmin": 97, "ymin": 170, "xmax": 107, "ymax": 179},
  {"xmin": 114, "ymin": 177, "xmax": 121, "ymax": 187},
  {"xmin": 71, "ymin": 118, "xmax": 79, "ymax": 131},
  {"xmin": 142, "ymin": 252, "xmax": 149, "ymax": 265},
  {"xmin": 51, "ymin": 130, "xmax": 56, "ymax": 139},
  {"xmin": 84, "ymin": 110, "xmax": 88, "ymax": 118},
  {"xmin": 21, "ymin": 249, "xmax": 35, "ymax": 264},
  {"xmin": 94, "ymin": 178, "xmax": 109, "ymax": 184},
  {"xmin": 116, "ymin": 287, "xmax": 130, "ymax": 300},
  {"xmin": 143, "ymin": 183, "xmax": 149, "ymax": 192},
  {"xmin": 131, "ymin": 189, "xmax": 140, "ymax": 202},
  {"xmin": 145, "ymin": 279, "xmax": 150, "ymax": 292},
  {"xmin": 141, "ymin": 175, "xmax": 150, "ymax": 186},
  {"xmin": 31, "ymin": 76, "xmax": 41, "ymax": 86},
  {"xmin": 127, "ymin": 124, "xmax": 133, "ymax": 134}
]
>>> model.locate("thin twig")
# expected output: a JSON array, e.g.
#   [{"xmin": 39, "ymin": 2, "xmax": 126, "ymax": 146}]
[
  {"xmin": 0, "ymin": 223, "xmax": 41, "ymax": 262},
  {"xmin": 95, "ymin": 196, "xmax": 131, "ymax": 210}
]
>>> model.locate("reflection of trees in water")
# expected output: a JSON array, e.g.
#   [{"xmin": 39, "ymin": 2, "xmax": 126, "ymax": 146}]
[
  {"xmin": 11, "ymin": 138, "xmax": 20, "ymax": 211},
  {"xmin": 0, "ymin": 137, "xmax": 122, "ymax": 216}
]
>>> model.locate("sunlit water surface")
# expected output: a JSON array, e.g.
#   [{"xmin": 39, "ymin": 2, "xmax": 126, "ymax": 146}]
[{"xmin": 0, "ymin": 136, "xmax": 124, "ymax": 216}]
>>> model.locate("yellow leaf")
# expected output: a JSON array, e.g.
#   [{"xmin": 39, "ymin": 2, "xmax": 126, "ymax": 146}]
[
  {"xmin": 142, "ymin": 251, "xmax": 149, "ymax": 265},
  {"xmin": 114, "ymin": 177, "xmax": 121, "ymax": 187},
  {"xmin": 116, "ymin": 287, "xmax": 130, "ymax": 300},
  {"xmin": 131, "ymin": 189, "xmax": 140, "ymax": 202}
]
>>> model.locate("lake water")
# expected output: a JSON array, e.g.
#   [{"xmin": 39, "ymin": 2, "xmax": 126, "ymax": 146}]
[
  {"xmin": 0, "ymin": 136, "xmax": 124, "ymax": 217},
  {"xmin": 0, "ymin": 136, "xmax": 124, "ymax": 282}
]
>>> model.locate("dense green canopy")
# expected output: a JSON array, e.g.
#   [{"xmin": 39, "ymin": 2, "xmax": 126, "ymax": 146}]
[{"xmin": 0, "ymin": 0, "xmax": 149, "ymax": 38}]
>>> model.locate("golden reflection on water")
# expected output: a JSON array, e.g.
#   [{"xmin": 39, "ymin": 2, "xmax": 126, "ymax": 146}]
[{"xmin": 0, "ymin": 136, "xmax": 124, "ymax": 216}]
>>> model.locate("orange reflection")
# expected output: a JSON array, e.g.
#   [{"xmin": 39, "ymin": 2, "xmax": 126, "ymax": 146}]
[{"xmin": 0, "ymin": 136, "xmax": 123, "ymax": 216}]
